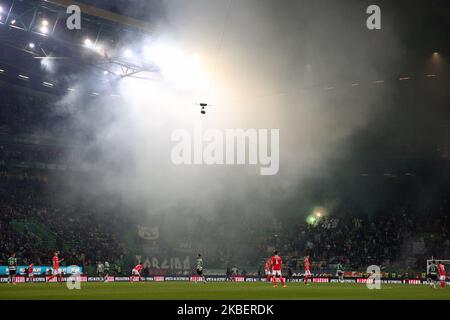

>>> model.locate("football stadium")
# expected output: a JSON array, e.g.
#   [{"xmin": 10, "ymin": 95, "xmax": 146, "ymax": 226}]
[{"xmin": 0, "ymin": 0, "xmax": 450, "ymax": 309}]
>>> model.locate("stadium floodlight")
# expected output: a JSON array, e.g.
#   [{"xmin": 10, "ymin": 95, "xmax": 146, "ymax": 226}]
[
  {"xmin": 28, "ymin": 43, "xmax": 35, "ymax": 49},
  {"xmin": 0, "ymin": 6, "xmax": 3, "ymax": 13},
  {"xmin": 40, "ymin": 26, "xmax": 49, "ymax": 34},
  {"xmin": 18, "ymin": 74, "xmax": 29, "ymax": 80},
  {"xmin": 103, "ymin": 70, "xmax": 109, "ymax": 75},
  {"xmin": 84, "ymin": 38, "xmax": 93, "ymax": 47},
  {"xmin": 0, "ymin": 69, "xmax": 5, "ymax": 74},
  {"xmin": 124, "ymin": 49, "xmax": 133, "ymax": 58},
  {"xmin": 41, "ymin": 19, "xmax": 49, "ymax": 26},
  {"xmin": 11, "ymin": 19, "xmax": 15, "ymax": 25}
]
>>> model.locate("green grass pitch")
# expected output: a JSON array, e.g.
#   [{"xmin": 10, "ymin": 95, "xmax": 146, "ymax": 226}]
[{"xmin": 1, "ymin": 282, "xmax": 450, "ymax": 300}]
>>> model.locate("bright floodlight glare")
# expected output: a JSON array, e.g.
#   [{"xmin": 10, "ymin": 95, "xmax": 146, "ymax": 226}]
[
  {"xmin": 0, "ymin": 6, "xmax": 3, "ymax": 13},
  {"xmin": 40, "ymin": 26, "xmax": 49, "ymax": 34},
  {"xmin": 28, "ymin": 43, "xmax": 35, "ymax": 49},
  {"xmin": 143, "ymin": 45, "xmax": 151, "ymax": 55},
  {"xmin": 124, "ymin": 49, "xmax": 133, "ymax": 58},
  {"xmin": 148, "ymin": 44, "xmax": 209, "ymax": 90},
  {"xmin": 84, "ymin": 38, "xmax": 92, "ymax": 47},
  {"xmin": 11, "ymin": 19, "xmax": 16, "ymax": 25},
  {"xmin": 41, "ymin": 19, "xmax": 48, "ymax": 26},
  {"xmin": 103, "ymin": 70, "xmax": 108, "ymax": 75}
]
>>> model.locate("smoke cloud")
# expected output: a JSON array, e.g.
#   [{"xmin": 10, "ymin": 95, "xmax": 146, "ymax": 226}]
[{"xmin": 53, "ymin": 0, "xmax": 413, "ymax": 262}]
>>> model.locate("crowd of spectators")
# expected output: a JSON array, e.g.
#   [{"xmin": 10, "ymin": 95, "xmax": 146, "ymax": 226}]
[
  {"xmin": 2, "ymin": 166, "xmax": 450, "ymax": 275},
  {"xmin": 263, "ymin": 202, "xmax": 450, "ymax": 273},
  {"xmin": 0, "ymin": 169, "xmax": 129, "ymax": 272},
  {"xmin": 1, "ymin": 79, "xmax": 450, "ymax": 277}
]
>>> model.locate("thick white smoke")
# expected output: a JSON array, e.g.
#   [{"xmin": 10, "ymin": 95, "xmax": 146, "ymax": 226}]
[{"xmin": 56, "ymin": 0, "xmax": 403, "ymax": 224}]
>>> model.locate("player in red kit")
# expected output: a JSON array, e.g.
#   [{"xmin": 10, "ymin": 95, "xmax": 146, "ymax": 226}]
[
  {"xmin": 304, "ymin": 255, "xmax": 311, "ymax": 285},
  {"xmin": 47, "ymin": 252, "xmax": 64, "ymax": 284},
  {"xmin": 265, "ymin": 258, "xmax": 272, "ymax": 282},
  {"xmin": 131, "ymin": 263, "xmax": 143, "ymax": 282},
  {"xmin": 27, "ymin": 263, "xmax": 34, "ymax": 282},
  {"xmin": 271, "ymin": 251, "xmax": 286, "ymax": 288},
  {"xmin": 438, "ymin": 262, "xmax": 446, "ymax": 288}
]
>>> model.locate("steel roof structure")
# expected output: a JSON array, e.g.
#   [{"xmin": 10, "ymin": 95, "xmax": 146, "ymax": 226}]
[{"xmin": 0, "ymin": 0, "xmax": 159, "ymax": 96}]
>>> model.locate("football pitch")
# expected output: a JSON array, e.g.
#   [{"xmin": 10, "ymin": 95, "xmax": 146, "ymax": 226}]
[{"xmin": 0, "ymin": 282, "xmax": 449, "ymax": 300}]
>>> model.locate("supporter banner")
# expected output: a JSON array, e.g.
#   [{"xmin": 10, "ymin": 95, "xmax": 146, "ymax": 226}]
[
  {"xmin": 137, "ymin": 225, "xmax": 159, "ymax": 240},
  {"xmin": 144, "ymin": 256, "xmax": 191, "ymax": 271},
  {"xmin": 0, "ymin": 265, "xmax": 83, "ymax": 276}
]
